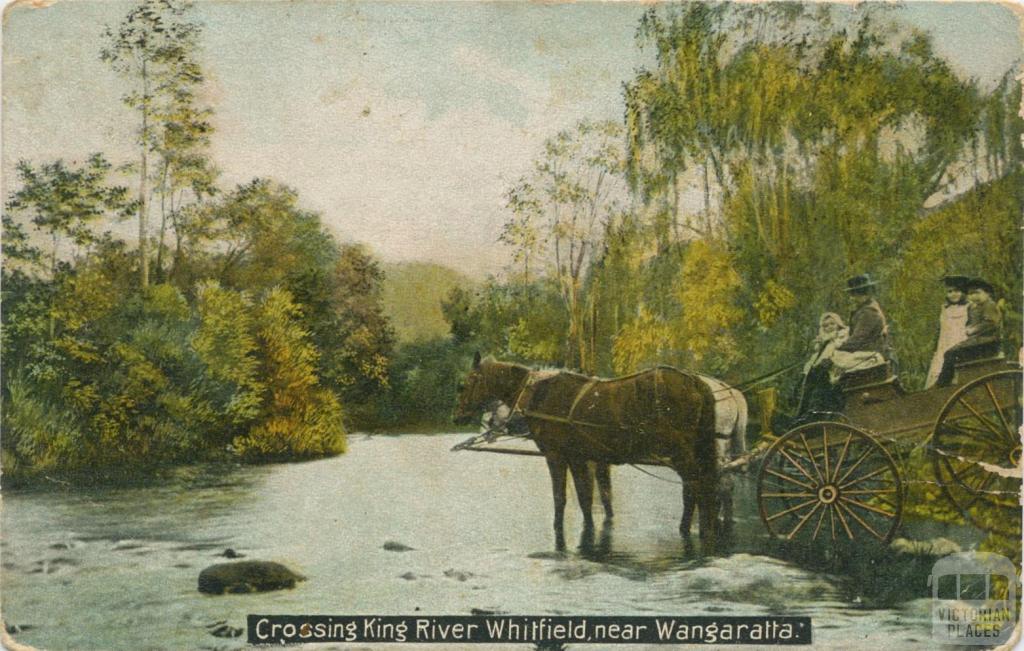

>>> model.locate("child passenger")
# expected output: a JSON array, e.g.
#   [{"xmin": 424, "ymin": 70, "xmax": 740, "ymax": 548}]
[
  {"xmin": 935, "ymin": 277, "xmax": 1002, "ymax": 387},
  {"xmin": 925, "ymin": 275, "xmax": 969, "ymax": 389}
]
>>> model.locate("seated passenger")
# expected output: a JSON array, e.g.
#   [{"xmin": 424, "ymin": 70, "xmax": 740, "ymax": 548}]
[
  {"xmin": 925, "ymin": 275, "xmax": 969, "ymax": 389},
  {"xmin": 830, "ymin": 273, "xmax": 889, "ymax": 379},
  {"xmin": 935, "ymin": 277, "xmax": 1002, "ymax": 387},
  {"xmin": 797, "ymin": 312, "xmax": 848, "ymax": 415},
  {"xmin": 803, "ymin": 312, "xmax": 848, "ymax": 374}
]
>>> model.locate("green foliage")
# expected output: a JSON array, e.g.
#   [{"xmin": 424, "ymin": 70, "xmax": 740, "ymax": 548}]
[
  {"xmin": 615, "ymin": 3, "xmax": 1017, "ymax": 393},
  {"xmin": 1, "ymin": 176, "xmax": 380, "ymax": 478},
  {"xmin": 315, "ymin": 245, "xmax": 394, "ymax": 427},
  {"xmin": 502, "ymin": 120, "xmax": 628, "ymax": 371},
  {"xmin": 447, "ymin": 278, "xmax": 569, "ymax": 367},
  {"xmin": 232, "ymin": 288, "xmax": 346, "ymax": 460},
  {"xmin": 3, "ymin": 1, "xmax": 390, "ymax": 482},
  {"xmin": 5, "ymin": 0, "xmax": 1022, "ymax": 493},
  {"xmin": 2, "ymin": 373, "xmax": 85, "ymax": 475},
  {"xmin": 182, "ymin": 180, "xmax": 394, "ymax": 427},
  {"xmin": 193, "ymin": 281, "xmax": 263, "ymax": 428},
  {"xmin": 473, "ymin": 3, "xmax": 1022, "ymax": 429},
  {"xmin": 377, "ymin": 337, "xmax": 475, "ymax": 430},
  {"xmin": 5, "ymin": 154, "xmax": 130, "ymax": 276}
]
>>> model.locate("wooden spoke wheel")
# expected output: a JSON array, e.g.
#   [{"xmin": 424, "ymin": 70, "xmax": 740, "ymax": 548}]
[
  {"xmin": 758, "ymin": 422, "xmax": 903, "ymax": 544},
  {"xmin": 932, "ymin": 370, "xmax": 1022, "ymax": 535}
]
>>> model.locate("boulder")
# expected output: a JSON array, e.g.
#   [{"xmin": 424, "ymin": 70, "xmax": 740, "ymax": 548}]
[
  {"xmin": 206, "ymin": 620, "xmax": 244, "ymax": 638},
  {"xmin": 219, "ymin": 548, "xmax": 245, "ymax": 559},
  {"xmin": 383, "ymin": 541, "xmax": 415, "ymax": 552},
  {"xmin": 197, "ymin": 561, "xmax": 305, "ymax": 595}
]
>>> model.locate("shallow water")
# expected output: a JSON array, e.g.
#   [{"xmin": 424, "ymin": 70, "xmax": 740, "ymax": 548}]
[{"xmin": 1, "ymin": 433, "xmax": 987, "ymax": 650}]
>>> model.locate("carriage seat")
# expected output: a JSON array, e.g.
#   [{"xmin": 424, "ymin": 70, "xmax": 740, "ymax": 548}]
[
  {"xmin": 839, "ymin": 360, "xmax": 903, "ymax": 406},
  {"xmin": 952, "ymin": 352, "xmax": 1007, "ymax": 385}
]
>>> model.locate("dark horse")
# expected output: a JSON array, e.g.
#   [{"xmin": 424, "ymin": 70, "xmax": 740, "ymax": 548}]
[{"xmin": 453, "ymin": 354, "xmax": 720, "ymax": 551}]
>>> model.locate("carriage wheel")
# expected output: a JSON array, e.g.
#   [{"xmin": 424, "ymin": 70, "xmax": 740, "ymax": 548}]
[
  {"xmin": 932, "ymin": 370, "xmax": 1022, "ymax": 536},
  {"xmin": 758, "ymin": 422, "xmax": 903, "ymax": 544}
]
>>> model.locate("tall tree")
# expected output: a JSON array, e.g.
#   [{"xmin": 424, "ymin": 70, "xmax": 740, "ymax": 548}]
[
  {"xmin": 503, "ymin": 120, "xmax": 627, "ymax": 371},
  {"xmin": 101, "ymin": 0, "xmax": 203, "ymax": 288}
]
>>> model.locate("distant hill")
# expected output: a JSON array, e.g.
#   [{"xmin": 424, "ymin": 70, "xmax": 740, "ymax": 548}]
[{"xmin": 381, "ymin": 262, "xmax": 473, "ymax": 343}]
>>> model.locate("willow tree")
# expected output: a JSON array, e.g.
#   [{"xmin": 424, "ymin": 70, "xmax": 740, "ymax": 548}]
[
  {"xmin": 622, "ymin": 3, "xmax": 991, "ymax": 380},
  {"xmin": 101, "ymin": 0, "xmax": 204, "ymax": 289}
]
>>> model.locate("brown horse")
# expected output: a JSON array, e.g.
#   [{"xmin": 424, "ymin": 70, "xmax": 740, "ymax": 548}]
[{"xmin": 453, "ymin": 354, "xmax": 720, "ymax": 551}]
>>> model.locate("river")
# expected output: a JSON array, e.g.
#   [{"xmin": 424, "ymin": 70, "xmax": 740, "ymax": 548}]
[{"xmin": 1, "ymin": 433, "xmax": 985, "ymax": 650}]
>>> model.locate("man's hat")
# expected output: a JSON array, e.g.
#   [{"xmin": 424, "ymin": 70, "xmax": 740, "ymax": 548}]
[
  {"xmin": 845, "ymin": 273, "xmax": 879, "ymax": 293},
  {"xmin": 965, "ymin": 277, "xmax": 995, "ymax": 295},
  {"xmin": 941, "ymin": 274, "xmax": 970, "ymax": 290}
]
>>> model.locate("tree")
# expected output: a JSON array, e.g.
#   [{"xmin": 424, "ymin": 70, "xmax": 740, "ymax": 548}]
[
  {"xmin": 192, "ymin": 281, "xmax": 263, "ymax": 433},
  {"xmin": 242, "ymin": 287, "xmax": 346, "ymax": 459},
  {"xmin": 502, "ymin": 120, "xmax": 628, "ymax": 371},
  {"xmin": 154, "ymin": 72, "xmax": 217, "ymax": 283},
  {"xmin": 5, "ymin": 155, "xmax": 130, "ymax": 279},
  {"xmin": 1, "ymin": 215, "xmax": 42, "ymax": 269},
  {"xmin": 101, "ymin": 0, "xmax": 203, "ymax": 288},
  {"xmin": 185, "ymin": 179, "xmax": 336, "ymax": 290},
  {"xmin": 185, "ymin": 179, "xmax": 394, "ymax": 427},
  {"xmin": 621, "ymin": 3, "xmax": 989, "ymax": 382}
]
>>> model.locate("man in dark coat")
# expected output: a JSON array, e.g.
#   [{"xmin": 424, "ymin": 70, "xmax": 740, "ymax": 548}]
[
  {"xmin": 837, "ymin": 273, "xmax": 892, "ymax": 359},
  {"xmin": 936, "ymin": 277, "xmax": 1002, "ymax": 387}
]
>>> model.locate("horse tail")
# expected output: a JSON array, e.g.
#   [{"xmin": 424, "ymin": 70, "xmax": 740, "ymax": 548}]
[
  {"xmin": 698, "ymin": 377, "xmax": 718, "ymax": 481},
  {"xmin": 732, "ymin": 389, "xmax": 749, "ymax": 456}
]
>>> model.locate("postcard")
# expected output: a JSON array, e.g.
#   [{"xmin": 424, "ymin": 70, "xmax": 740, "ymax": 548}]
[{"xmin": 1, "ymin": 1, "xmax": 1021, "ymax": 650}]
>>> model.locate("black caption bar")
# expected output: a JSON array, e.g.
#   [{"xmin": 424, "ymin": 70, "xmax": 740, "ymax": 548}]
[{"xmin": 247, "ymin": 615, "xmax": 811, "ymax": 645}]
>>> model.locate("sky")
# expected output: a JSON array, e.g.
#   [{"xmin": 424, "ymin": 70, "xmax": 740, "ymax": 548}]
[{"xmin": 3, "ymin": 1, "xmax": 1022, "ymax": 277}]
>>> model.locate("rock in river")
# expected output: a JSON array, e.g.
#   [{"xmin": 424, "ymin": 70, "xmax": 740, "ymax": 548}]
[
  {"xmin": 197, "ymin": 561, "xmax": 305, "ymax": 595},
  {"xmin": 218, "ymin": 548, "xmax": 245, "ymax": 559}
]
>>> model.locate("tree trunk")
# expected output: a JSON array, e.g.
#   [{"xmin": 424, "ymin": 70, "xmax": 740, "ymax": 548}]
[
  {"xmin": 138, "ymin": 59, "xmax": 150, "ymax": 289},
  {"xmin": 155, "ymin": 162, "xmax": 169, "ymax": 283},
  {"xmin": 49, "ymin": 232, "xmax": 57, "ymax": 339}
]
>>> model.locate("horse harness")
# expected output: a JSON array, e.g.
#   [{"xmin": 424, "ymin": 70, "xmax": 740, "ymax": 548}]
[{"xmin": 509, "ymin": 373, "xmax": 616, "ymax": 431}]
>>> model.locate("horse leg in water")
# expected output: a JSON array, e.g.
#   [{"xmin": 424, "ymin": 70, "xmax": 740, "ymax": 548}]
[
  {"xmin": 682, "ymin": 478, "xmax": 733, "ymax": 538},
  {"xmin": 680, "ymin": 482, "xmax": 696, "ymax": 537},
  {"xmin": 545, "ymin": 455, "xmax": 568, "ymax": 550},
  {"xmin": 595, "ymin": 462, "xmax": 613, "ymax": 521},
  {"xmin": 675, "ymin": 463, "xmax": 718, "ymax": 551},
  {"xmin": 696, "ymin": 473, "xmax": 719, "ymax": 550},
  {"xmin": 719, "ymin": 477, "xmax": 735, "ymax": 537},
  {"xmin": 568, "ymin": 459, "xmax": 596, "ymax": 533}
]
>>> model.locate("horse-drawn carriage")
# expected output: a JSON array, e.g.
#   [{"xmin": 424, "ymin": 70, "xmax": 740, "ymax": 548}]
[
  {"xmin": 453, "ymin": 353, "xmax": 1022, "ymax": 549},
  {"xmin": 755, "ymin": 354, "xmax": 1021, "ymax": 545}
]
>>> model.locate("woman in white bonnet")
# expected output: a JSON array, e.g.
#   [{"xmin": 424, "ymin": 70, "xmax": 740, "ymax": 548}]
[
  {"xmin": 797, "ymin": 312, "xmax": 849, "ymax": 415},
  {"xmin": 804, "ymin": 312, "xmax": 849, "ymax": 374}
]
